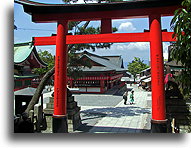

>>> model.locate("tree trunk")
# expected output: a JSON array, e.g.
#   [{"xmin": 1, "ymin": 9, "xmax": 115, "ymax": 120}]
[{"xmin": 25, "ymin": 67, "xmax": 55, "ymax": 113}]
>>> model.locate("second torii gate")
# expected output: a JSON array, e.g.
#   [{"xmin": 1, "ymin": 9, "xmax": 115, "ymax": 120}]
[{"xmin": 16, "ymin": 0, "xmax": 182, "ymax": 133}]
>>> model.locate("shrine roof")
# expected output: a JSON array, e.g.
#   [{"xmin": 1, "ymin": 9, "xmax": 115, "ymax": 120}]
[
  {"xmin": 14, "ymin": 42, "xmax": 47, "ymax": 66},
  {"xmin": 79, "ymin": 51, "xmax": 126, "ymax": 72},
  {"xmin": 103, "ymin": 56, "xmax": 124, "ymax": 68},
  {"xmin": 81, "ymin": 66, "xmax": 114, "ymax": 72},
  {"xmin": 14, "ymin": 87, "xmax": 49, "ymax": 95},
  {"xmin": 14, "ymin": 42, "xmax": 34, "ymax": 64},
  {"xmin": 15, "ymin": 0, "xmax": 182, "ymax": 13},
  {"xmin": 15, "ymin": 0, "xmax": 182, "ymax": 22},
  {"xmin": 165, "ymin": 60, "xmax": 183, "ymax": 67},
  {"xmin": 14, "ymin": 74, "xmax": 37, "ymax": 80}
]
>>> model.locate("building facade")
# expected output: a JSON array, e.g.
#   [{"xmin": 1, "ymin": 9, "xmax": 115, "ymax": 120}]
[
  {"xmin": 14, "ymin": 42, "xmax": 47, "ymax": 91},
  {"xmin": 68, "ymin": 51, "xmax": 127, "ymax": 93}
]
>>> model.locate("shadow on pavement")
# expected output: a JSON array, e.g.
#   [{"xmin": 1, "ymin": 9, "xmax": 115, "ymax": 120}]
[{"xmin": 81, "ymin": 106, "xmax": 151, "ymax": 118}]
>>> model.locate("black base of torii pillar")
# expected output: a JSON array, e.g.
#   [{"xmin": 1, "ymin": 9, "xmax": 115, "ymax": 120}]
[
  {"xmin": 151, "ymin": 120, "xmax": 167, "ymax": 133},
  {"xmin": 53, "ymin": 115, "xmax": 68, "ymax": 133}
]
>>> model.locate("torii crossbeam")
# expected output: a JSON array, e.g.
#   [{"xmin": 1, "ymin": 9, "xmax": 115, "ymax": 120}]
[{"xmin": 33, "ymin": 32, "xmax": 176, "ymax": 45}]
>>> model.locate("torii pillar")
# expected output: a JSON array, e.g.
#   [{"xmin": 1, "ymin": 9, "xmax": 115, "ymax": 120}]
[
  {"xmin": 149, "ymin": 15, "xmax": 167, "ymax": 133},
  {"xmin": 53, "ymin": 20, "xmax": 68, "ymax": 133}
]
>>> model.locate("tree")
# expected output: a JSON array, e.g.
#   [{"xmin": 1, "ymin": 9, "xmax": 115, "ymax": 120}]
[
  {"xmin": 32, "ymin": 50, "xmax": 55, "ymax": 77},
  {"xmin": 170, "ymin": 0, "xmax": 191, "ymax": 96},
  {"xmin": 127, "ymin": 57, "xmax": 149, "ymax": 82},
  {"xmin": 25, "ymin": 20, "xmax": 117, "ymax": 113}
]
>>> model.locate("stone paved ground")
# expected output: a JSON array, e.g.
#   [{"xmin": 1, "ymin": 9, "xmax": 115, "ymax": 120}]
[{"xmin": 74, "ymin": 84, "xmax": 152, "ymax": 133}]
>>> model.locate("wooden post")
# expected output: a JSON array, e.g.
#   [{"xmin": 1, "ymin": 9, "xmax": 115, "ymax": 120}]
[
  {"xmin": 101, "ymin": 18, "xmax": 112, "ymax": 34},
  {"xmin": 53, "ymin": 20, "xmax": 68, "ymax": 133},
  {"xmin": 149, "ymin": 15, "xmax": 167, "ymax": 133}
]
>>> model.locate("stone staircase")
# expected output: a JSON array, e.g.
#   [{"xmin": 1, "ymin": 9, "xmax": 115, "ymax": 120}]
[
  {"xmin": 166, "ymin": 98, "xmax": 191, "ymax": 133},
  {"xmin": 43, "ymin": 95, "xmax": 81, "ymax": 133}
]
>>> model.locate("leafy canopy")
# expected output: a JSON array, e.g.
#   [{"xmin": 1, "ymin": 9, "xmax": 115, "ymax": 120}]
[
  {"xmin": 32, "ymin": 50, "xmax": 54, "ymax": 76},
  {"xmin": 127, "ymin": 57, "xmax": 149, "ymax": 79},
  {"xmin": 170, "ymin": 0, "xmax": 191, "ymax": 95}
]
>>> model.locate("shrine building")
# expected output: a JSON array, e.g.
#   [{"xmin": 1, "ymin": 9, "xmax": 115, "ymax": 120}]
[
  {"xmin": 14, "ymin": 42, "xmax": 47, "ymax": 91},
  {"xmin": 68, "ymin": 51, "xmax": 128, "ymax": 93}
]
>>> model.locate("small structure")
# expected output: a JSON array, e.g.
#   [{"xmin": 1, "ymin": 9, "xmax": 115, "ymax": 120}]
[
  {"xmin": 139, "ymin": 67, "xmax": 151, "ymax": 91},
  {"xmin": 14, "ymin": 87, "xmax": 48, "ymax": 115},
  {"xmin": 68, "ymin": 51, "xmax": 127, "ymax": 93},
  {"xmin": 14, "ymin": 42, "xmax": 47, "ymax": 91},
  {"xmin": 14, "ymin": 87, "xmax": 49, "ymax": 132}
]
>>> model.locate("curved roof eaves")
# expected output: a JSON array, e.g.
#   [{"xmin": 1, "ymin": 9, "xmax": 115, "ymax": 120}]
[{"xmin": 14, "ymin": 44, "xmax": 34, "ymax": 64}]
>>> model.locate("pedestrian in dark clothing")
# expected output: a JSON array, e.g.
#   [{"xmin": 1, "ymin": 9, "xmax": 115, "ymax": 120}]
[{"xmin": 123, "ymin": 91, "xmax": 128, "ymax": 105}]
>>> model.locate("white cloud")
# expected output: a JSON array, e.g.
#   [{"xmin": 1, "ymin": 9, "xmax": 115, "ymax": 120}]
[
  {"xmin": 92, "ymin": 42, "xmax": 170, "ymax": 64},
  {"xmin": 127, "ymin": 42, "xmax": 149, "ymax": 51},
  {"xmin": 118, "ymin": 22, "xmax": 136, "ymax": 32}
]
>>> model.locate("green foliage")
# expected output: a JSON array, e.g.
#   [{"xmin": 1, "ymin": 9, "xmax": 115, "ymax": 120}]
[
  {"xmin": 69, "ymin": 21, "xmax": 117, "ymax": 52},
  {"xmin": 170, "ymin": 0, "xmax": 191, "ymax": 96},
  {"xmin": 32, "ymin": 50, "xmax": 55, "ymax": 76},
  {"xmin": 127, "ymin": 57, "xmax": 149, "ymax": 80}
]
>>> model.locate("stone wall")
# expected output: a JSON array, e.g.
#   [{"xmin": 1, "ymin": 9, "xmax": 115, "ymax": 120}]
[{"xmin": 166, "ymin": 98, "xmax": 191, "ymax": 133}]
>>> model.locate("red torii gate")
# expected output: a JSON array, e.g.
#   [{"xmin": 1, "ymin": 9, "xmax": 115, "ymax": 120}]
[{"xmin": 15, "ymin": 0, "xmax": 182, "ymax": 133}]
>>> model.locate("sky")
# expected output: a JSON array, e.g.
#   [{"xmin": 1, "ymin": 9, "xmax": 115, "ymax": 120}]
[{"xmin": 14, "ymin": 0, "xmax": 174, "ymax": 67}]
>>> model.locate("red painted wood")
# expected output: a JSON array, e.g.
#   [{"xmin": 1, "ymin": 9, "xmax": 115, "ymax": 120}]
[
  {"xmin": 68, "ymin": 76, "xmax": 110, "ymax": 81},
  {"xmin": 33, "ymin": 32, "xmax": 176, "ymax": 46},
  {"xmin": 162, "ymin": 32, "xmax": 176, "ymax": 42},
  {"xmin": 110, "ymin": 74, "xmax": 123, "ymax": 80},
  {"xmin": 101, "ymin": 18, "xmax": 112, "ymax": 34},
  {"xmin": 149, "ymin": 15, "xmax": 166, "ymax": 121},
  {"xmin": 53, "ymin": 20, "xmax": 68, "ymax": 116},
  {"xmin": 32, "ymin": 5, "xmax": 179, "ymax": 23},
  {"xmin": 100, "ymin": 80, "xmax": 105, "ymax": 93},
  {"xmin": 33, "ymin": 36, "xmax": 56, "ymax": 46}
]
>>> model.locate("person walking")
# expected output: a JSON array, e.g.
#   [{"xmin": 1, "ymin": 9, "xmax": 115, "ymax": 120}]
[
  {"xmin": 129, "ymin": 90, "xmax": 134, "ymax": 105},
  {"xmin": 123, "ymin": 91, "xmax": 128, "ymax": 105}
]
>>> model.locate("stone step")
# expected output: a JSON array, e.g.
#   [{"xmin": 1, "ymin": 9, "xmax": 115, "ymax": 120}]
[
  {"xmin": 48, "ymin": 96, "xmax": 75, "ymax": 103},
  {"xmin": 176, "ymin": 120, "xmax": 191, "ymax": 125},
  {"xmin": 166, "ymin": 105, "xmax": 191, "ymax": 113},
  {"xmin": 44, "ymin": 107, "xmax": 81, "ymax": 116},
  {"xmin": 44, "ymin": 108, "xmax": 54, "ymax": 114},
  {"xmin": 166, "ymin": 98, "xmax": 186, "ymax": 106},
  {"xmin": 48, "ymin": 97, "xmax": 54, "ymax": 103},
  {"xmin": 45, "ymin": 102, "xmax": 78, "ymax": 110},
  {"xmin": 46, "ymin": 103, "xmax": 54, "ymax": 109}
]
